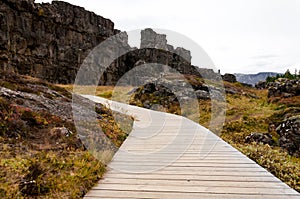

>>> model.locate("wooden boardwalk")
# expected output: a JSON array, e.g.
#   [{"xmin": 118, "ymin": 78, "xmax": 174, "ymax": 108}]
[{"xmin": 83, "ymin": 95, "xmax": 299, "ymax": 199}]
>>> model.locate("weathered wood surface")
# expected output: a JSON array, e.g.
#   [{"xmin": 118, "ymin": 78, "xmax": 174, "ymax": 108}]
[{"xmin": 82, "ymin": 95, "xmax": 299, "ymax": 198}]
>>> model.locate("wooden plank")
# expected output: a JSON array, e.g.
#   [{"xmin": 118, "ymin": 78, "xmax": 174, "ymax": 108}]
[
  {"xmin": 98, "ymin": 178, "xmax": 288, "ymax": 188},
  {"xmin": 106, "ymin": 169, "xmax": 273, "ymax": 176},
  {"xmin": 119, "ymin": 167, "xmax": 266, "ymax": 174},
  {"xmin": 91, "ymin": 184, "xmax": 297, "ymax": 195},
  {"xmin": 111, "ymin": 159, "xmax": 256, "ymax": 164},
  {"xmin": 108, "ymin": 163, "xmax": 258, "ymax": 167},
  {"xmin": 102, "ymin": 173, "xmax": 281, "ymax": 182},
  {"xmin": 85, "ymin": 190, "xmax": 300, "ymax": 199}
]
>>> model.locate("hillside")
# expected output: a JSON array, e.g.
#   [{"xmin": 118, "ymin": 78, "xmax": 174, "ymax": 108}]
[
  {"xmin": 0, "ymin": 72, "xmax": 133, "ymax": 198},
  {"xmin": 235, "ymin": 72, "xmax": 280, "ymax": 86}
]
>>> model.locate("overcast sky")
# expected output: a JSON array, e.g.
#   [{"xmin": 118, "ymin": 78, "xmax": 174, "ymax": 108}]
[{"xmin": 36, "ymin": 0, "xmax": 300, "ymax": 74}]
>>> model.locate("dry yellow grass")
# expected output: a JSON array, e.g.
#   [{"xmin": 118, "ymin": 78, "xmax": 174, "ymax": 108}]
[
  {"xmin": 57, "ymin": 84, "xmax": 134, "ymax": 100},
  {"xmin": 0, "ymin": 73, "xmax": 134, "ymax": 198}
]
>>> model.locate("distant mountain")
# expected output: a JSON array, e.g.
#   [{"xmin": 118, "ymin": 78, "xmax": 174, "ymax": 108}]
[{"xmin": 234, "ymin": 72, "xmax": 280, "ymax": 86}]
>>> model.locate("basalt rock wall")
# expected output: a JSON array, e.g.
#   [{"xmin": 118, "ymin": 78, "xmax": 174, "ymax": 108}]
[
  {"xmin": 1, "ymin": 0, "xmax": 223, "ymax": 85},
  {"xmin": 0, "ymin": 0, "xmax": 117, "ymax": 83}
]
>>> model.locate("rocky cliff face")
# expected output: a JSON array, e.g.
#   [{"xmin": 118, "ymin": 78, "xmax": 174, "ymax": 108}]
[
  {"xmin": 277, "ymin": 115, "xmax": 300, "ymax": 157},
  {"xmin": 140, "ymin": 28, "xmax": 192, "ymax": 63},
  {"xmin": 0, "ymin": 0, "xmax": 117, "ymax": 83},
  {"xmin": 101, "ymin": 28, "xmax": 222, "ymax": 85},
  {"xmin": 0, "ymin": 0, "xmax": 223, "ymax": 85}
]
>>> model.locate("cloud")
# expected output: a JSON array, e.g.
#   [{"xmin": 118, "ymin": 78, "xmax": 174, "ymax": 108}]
[
  {"xmin": 252, "ymin": 61, "xmax": 274, "ymax": 67},
  {"xmin": 250, "ymin": 55, "xmax": 278, "ymax": 59}
]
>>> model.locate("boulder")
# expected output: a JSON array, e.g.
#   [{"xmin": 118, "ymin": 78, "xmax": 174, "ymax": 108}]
[
  {"xmin": 277, "ymin": 115, "xmax": 300, "ymax": 157},
  {"xmin": 222, "ymin": 73, "xmax": 237, "ymax": 83},
  {"xmin": 245, "ymin": 132, "xmax": 274, "ymax": 145},
  {"xmin": 255, "ymin": 81, "xmax": 267, "ymax": 89},
  {"xmin": 174, "ymin": 47, "xmax": 191, "ymax": 63},
  {"xmin": 50, "ymin": 127, "xmax": 73, "ymax": 138}
]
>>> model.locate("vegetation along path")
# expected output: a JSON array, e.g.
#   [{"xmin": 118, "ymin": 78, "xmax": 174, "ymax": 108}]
[{"xmin": 82, "ymin": 95, "xmax": 299, "ymax": 199}]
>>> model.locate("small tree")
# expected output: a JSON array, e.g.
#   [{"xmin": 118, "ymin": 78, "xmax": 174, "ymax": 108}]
[
  {"xmin": 266, "ymin": 76, "xmax": 276, "ymax": 83},
  {"xmin": 284, "ymin": 69, "xmax": 294, "ymax": 79}
]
